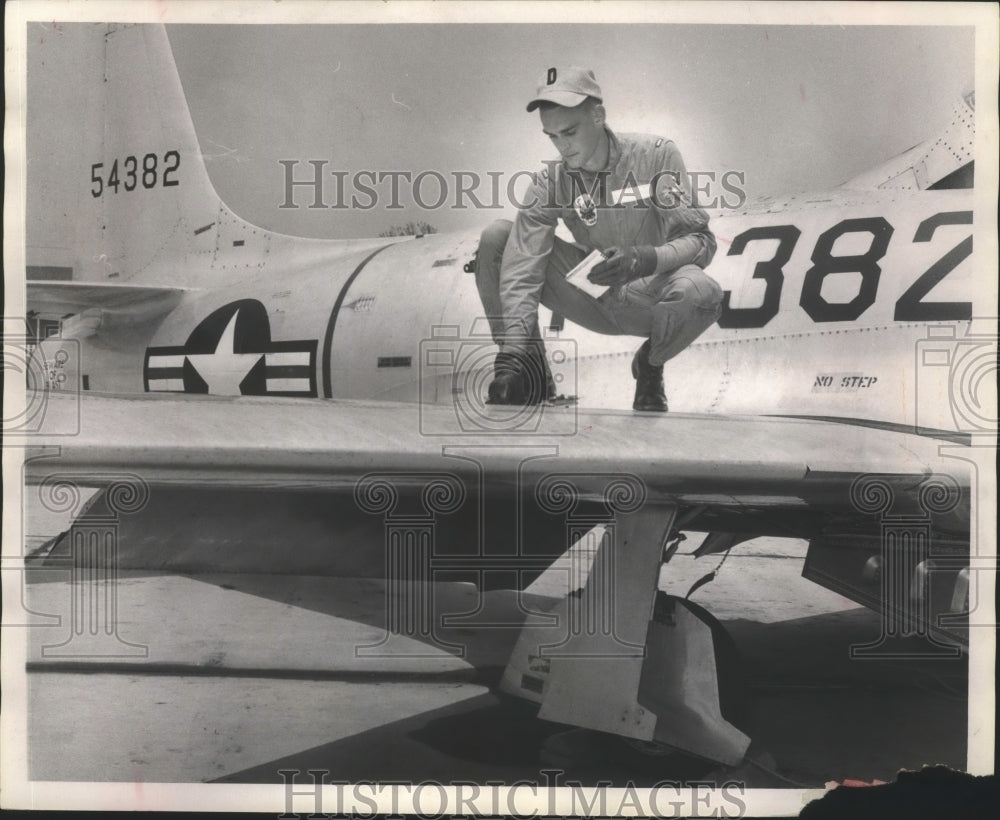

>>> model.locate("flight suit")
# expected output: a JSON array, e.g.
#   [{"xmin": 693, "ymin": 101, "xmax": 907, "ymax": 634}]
[{"xmin": 476, "ymin": 128, "xmax": 723, "ymax": 366}]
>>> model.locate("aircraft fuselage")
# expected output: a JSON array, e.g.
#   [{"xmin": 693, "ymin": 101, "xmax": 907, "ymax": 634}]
[{"xmin": 40, "ymin": 187, "xmax": 979, "ymax": 439}]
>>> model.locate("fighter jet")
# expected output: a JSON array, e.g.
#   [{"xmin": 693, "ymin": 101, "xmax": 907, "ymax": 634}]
[{"xmin": 13, "ymin": 23, "xmax": 991, "ymax": 768}]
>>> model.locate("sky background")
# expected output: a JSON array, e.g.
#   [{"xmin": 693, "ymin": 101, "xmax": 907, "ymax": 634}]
[{"xmin": 26, "ymin": 17, "xmax": 975, "ymax": 246}]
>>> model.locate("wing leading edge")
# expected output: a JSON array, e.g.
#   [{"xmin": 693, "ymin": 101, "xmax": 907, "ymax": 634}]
[{"xmin": 23, "ymin": 391, "xmax": 969, "ymax": 536}]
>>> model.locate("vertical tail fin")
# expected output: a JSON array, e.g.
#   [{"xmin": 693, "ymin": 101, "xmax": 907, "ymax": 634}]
[
  {"xmin": 67, "ymin": 24, "xmax": 225, "ymax": 285},
  {"xmin": 839, "ymin": 89, "xmax": 975, "ymax": 191}
]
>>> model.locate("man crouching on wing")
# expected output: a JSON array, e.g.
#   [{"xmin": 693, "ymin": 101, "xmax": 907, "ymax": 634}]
[{"xmin": 475, "ymin": 65, "xmax": 723, "ymax": 411}]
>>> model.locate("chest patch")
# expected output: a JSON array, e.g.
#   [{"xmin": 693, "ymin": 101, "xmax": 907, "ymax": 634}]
[{"xmin": 574, "ymin": 193, "xmax": 598, "ymax": 226}]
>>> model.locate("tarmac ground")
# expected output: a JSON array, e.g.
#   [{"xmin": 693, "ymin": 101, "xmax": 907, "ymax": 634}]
[{"xmin": 18, "ymin": 514, "xmax": 969, "ymax": 789}]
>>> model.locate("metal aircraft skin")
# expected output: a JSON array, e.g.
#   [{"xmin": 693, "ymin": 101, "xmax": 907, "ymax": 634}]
[
  {"xmin": 18, "ymin": 23, "xmax": 987, "ymax": 764},
  {"xmin": 26, "ymin": 29, "xmax": 980, "ymax": 431}
]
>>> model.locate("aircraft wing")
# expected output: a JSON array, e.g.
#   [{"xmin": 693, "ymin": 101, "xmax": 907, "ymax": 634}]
[
  {"xmin": 22, "ymin": 391, "xmax": 968, "ymax": 529},
  {"xmin": 17, "ymin": 391, "xmax": 972, "ymax": 766}
]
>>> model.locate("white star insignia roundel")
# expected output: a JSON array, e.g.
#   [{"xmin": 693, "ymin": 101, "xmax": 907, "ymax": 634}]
[{"xmin": 143, "ymin": 300, "xmax": 318, "ymax": 397}]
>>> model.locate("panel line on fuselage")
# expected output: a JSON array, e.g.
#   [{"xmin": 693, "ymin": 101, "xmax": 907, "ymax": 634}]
[{"xmin": 321, "ymin": 243, "xmax": 396, "ymax": 398}]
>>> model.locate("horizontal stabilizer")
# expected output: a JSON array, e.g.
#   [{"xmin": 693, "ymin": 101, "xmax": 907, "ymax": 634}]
[{"xmin": 27, "ymin": 281, "xmax": 188, "ymax": 321}]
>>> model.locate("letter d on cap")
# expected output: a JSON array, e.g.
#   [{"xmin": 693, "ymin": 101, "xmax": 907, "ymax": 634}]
[{"xmin": 547, "ymin": 67, "xmax": 557, "ymax": 84}]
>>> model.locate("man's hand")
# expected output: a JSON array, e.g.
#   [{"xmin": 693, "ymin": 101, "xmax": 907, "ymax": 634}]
[{"xmin": 588, "ymin": 245, "xmax": 658, "ymax": 286}]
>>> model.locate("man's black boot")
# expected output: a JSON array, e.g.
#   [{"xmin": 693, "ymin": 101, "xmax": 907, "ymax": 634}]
[
  {"xmin": 631, "ymin": 339, "xmax": 667, "ymax": 412},
  {"xmin": 487, "ymin": 347, "xmax": 550, "ymax": 405}
]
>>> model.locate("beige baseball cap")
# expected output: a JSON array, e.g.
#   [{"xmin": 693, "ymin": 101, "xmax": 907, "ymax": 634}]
[{"xmin": 526, "ymin": 66, "xmax": 603, "ymax": 112}]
